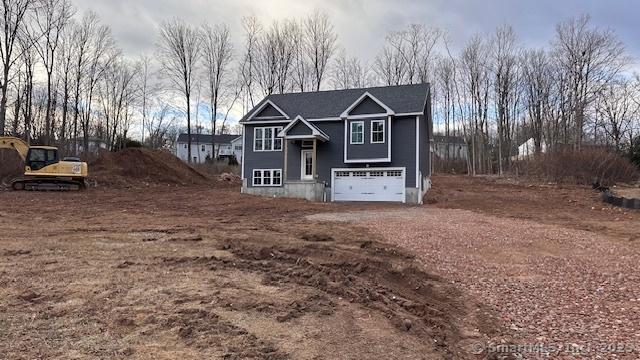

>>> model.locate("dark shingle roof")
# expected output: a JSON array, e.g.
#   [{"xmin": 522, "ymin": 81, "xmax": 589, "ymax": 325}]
[
  {"xmin": 241, "ymin": 83, "xmax": 429, "ymax": 121},
  {"xmin": 177, "ymin": 133, "xmax": 240, "ymax": 144}
]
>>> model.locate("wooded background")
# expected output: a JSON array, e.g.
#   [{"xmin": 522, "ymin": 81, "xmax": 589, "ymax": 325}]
[{"xmin": 1, "ymin": 0, "xmax": 638, "ymax": 172}]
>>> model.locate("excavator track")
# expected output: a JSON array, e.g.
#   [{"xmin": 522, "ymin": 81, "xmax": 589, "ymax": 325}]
[{"xmin": 11, "ymin": 178, "xmax": 87, "ymax": 191}]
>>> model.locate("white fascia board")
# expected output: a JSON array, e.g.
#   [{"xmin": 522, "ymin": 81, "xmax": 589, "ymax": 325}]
[
  {"xmin": 239, "ymin": 119, "xmax": 291, "ymax": 125},
  {"xmin": 344, "ymin": 157, "xmax": 391, "ymax": 163}
]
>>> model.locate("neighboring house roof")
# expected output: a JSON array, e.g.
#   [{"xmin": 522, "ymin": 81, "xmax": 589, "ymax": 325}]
[
  {"xmin": 433, "ymin": 135, "xmax": 466, "ymax": 145},
  {"xmin": 68, "ymin": 137, "xmax": 107, "ymax": 143},
  {"xmin": 177, "ymin": 133, "xmax": 239, "ymax": 144},
  {"xmin": 240, "ymin": 83, "xmax": 430, "ymax": 121}
]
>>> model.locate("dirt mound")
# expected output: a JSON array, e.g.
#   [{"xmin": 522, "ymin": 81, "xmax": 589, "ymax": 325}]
[
  {"xmin": 89, "ymin": 148, "xmax": 211, "ymax": 187},
  {"xmin": 0, "ymin": 149, "xmax": 24, "ymax": 189}
]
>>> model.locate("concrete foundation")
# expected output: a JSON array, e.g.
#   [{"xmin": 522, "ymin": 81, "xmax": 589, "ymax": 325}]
[
  {"xmin": 243, "ymin": 179, "xmax": 431, "ymax": 204},
  {"xmin": 242, "ymin": 180, "xmax": 325, "ymax": 202}
]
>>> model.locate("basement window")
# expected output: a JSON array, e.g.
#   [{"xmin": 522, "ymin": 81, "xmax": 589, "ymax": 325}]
[{"xmin": 253, "ymin": 169, "xmax": 282, "ymax": 187}]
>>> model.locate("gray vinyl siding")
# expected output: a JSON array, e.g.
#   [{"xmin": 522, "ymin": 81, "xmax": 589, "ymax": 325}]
[
  {"xmin": 288, "ymin": 121, "xmax": 313, "ymax": 136},
  {"xmin": 308, "ymin": 118, "xmax": 416, "ymax": 187},
  {"xmin": 243, "ymin": 124, "xmax": 285, "ymax": 187},
  {"xmin": 350, "ymin": 97, "xmax": 386, "ymax": 115},
  {"xmin": 243, "ymin": 116, "xmax": 422, "ymax": 189},
  {"xmin": 389, "ymin": 116, "xmax": 417, "ymax": 188},
  {"xmin": 345, "ymin": 118, "xmax": 389, "ymax": 160},
  {"xmin": 286, "ymin": 141, "xmax": 302, "ymax": 180}
]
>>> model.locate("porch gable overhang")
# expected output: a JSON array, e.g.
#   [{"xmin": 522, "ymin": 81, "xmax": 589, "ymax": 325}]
[{"xmin": 277, "ymin": 115, "xmax": 330, "ymax": 142}]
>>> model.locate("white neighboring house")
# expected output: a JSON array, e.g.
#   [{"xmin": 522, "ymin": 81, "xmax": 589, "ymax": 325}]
[
  {"xmin": 512, "ymin": 137, "xmax": 547, "ymax": 161},
  {"xmin": 231, "ymin": 135, "xmax": 243, "ymax": 163},
  {"xmin": 176, "ymin": 133, "xmax": 241, "ymax": 163},
  {"xmin": 67, "ymin": 137, "xmax": 108, "ymax": 154}
]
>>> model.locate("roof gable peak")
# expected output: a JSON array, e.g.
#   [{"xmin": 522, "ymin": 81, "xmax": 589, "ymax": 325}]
[
  {"xmin": 247, "ymin": 99, "xmax": 289, "ymax": 120},
  {"xmin": 340, "ymin": 91, "xmax": 395, "ymax": 119}
]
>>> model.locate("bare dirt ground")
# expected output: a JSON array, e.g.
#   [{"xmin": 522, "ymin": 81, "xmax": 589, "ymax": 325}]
[
  {"xmin": 428, "ymin": 175, "xmax": 640, "ymax": 242},
  {"xmin": 312, "ymin": 175, "xmax": 640, "ymax": 359},
  {"xmin": 3, "ymin": 172, "xmax": 639, "ymax": 359},
  {"xmin": 0, "ymin": 185, "xmax": 498, "ymax": 360}
]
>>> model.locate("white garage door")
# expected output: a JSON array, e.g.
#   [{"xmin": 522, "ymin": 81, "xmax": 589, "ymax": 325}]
[{"xmin": 332, "ymin": 168, "xmax": 405, "ymax": 202}]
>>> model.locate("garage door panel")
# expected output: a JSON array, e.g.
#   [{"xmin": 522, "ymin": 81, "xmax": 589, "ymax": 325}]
[{"xmin": 332, "ymin": 169, "xmax": 404, "ymax": 202}]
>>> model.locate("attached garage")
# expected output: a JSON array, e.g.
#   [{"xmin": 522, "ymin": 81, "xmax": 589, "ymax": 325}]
[{"xmin": 331, "ymin": 168, "xmax": 405, "ymax": 202}]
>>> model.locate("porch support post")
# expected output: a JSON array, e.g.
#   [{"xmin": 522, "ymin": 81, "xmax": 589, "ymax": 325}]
[
  {"xmin": 312, "ymin": 138, "xmax": 317, "ymax": 180},
  {"xmin": 283, "ymin": 138, "xmax": 288, "ymax": 182}
]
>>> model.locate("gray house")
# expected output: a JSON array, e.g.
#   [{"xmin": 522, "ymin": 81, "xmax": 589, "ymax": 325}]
[{"xmin": 239, "ymin": 83, "xmax": 432, "ymax": 204}]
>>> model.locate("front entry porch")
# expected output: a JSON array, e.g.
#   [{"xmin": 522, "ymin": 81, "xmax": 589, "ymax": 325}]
[{"xmin": 242, "ymin": 115, "xmax": 330, "ymax": 202}]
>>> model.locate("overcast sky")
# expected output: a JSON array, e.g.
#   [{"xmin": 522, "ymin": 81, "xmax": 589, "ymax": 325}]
[
  {"xmin": 73, "ymin": 0, "xmax": 639, "ymax": 63},
  {"xmin": 70, "ymin": 0, "xmax": 639, "ymax": 133}
]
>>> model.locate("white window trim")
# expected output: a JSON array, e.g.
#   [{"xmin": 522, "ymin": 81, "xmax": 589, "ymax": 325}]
[
  {"xmin": 344, "ymin": 115, "xmax": 392, "ymax": 163},
  {"xmin": 253, "ymin": 126, "xmax": 283, "ymax": 152},
  {"xmin": 350, "ymin": 121, "xmax": 364, "ymax": 145},
  {"xmin": 252, "ymin": 168, "xmax": 282, "ymax": 187},
  {"xmin": 371, "ymin": 119, "xmax": 385, "ymax": 144}
]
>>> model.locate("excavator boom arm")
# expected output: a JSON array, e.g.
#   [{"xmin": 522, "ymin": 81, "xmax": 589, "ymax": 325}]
[{"xmin": 0, "ymin": 137, "xmax": 29, "ymax": 161}]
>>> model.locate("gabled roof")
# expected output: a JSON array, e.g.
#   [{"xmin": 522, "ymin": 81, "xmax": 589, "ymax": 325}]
[
  {"xmin": 177, "ymin": 133, "xmax": 240, "ymax": 144},
  {"xmin": 340, "ymin": 92, "xmax": 395, "ymax": 118},
  {"xmin": 278, "ymin": 116, "xmax": 330, "ymax": 141},
  {"xmin": 246, "ymin": 99, "xmax": 290, "ymax": 120},
  {"xmin": 240, "ymin": 83, "xmax": 429, "ymax": 122}
]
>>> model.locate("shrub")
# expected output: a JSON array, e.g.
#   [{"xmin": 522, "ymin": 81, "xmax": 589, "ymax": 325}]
[
  {"xmin": 629, "ymin": 136, "xmax": 640, "ymax": 167},
  {"xmin": 193, "ymin": 158, "xmax": 239, "ymax": 177},
  {"xmin": 517, "ymin": 148, "xmax": 638, "ymax": 186}
]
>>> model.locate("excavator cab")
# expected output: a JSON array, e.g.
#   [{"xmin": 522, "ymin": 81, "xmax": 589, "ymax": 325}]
[{"xmin": 26, "ymin": 147, "xmax": 59, "ymax": 171}]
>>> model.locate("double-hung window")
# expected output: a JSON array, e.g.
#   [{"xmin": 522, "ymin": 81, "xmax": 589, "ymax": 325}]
[
  {"xmin": 350, "ymin": 121, "xmax": 364, "ymax": 144},
  {"xmin": 371, "ymin": 120, "xmax": 385, "ymax": 143},
  {"xmin": 252, "ymin": 169, "xmax": 282, "ymax": 186},
  {"xmin": 254, "ymin": 126, "xmax": 283, "ymax": 151}
]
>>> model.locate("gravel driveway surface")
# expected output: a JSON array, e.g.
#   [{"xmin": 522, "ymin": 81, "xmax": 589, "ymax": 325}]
[{"xmin": 310, "ymin": 208, "xmax": 640, "ymax": 359}]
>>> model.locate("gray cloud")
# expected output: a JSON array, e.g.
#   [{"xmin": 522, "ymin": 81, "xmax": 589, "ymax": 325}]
[{"xmin": 72, "ymin": 0, "xmax": 640, "ymax": 64}]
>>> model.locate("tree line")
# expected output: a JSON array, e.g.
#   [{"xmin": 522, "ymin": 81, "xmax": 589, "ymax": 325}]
[{"xmin": 1, "ymin": 1, "xmax": 638, "ymax": 169}]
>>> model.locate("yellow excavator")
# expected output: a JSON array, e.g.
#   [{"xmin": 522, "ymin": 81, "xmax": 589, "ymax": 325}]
[{"xmin": 0, "ymin": 136, "xmax": 88, "ymax": 191}]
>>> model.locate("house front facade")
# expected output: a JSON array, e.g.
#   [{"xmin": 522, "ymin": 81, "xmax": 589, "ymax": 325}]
[
  {"xmin": 176, "ymin": 134, "xmax": 241, "ymax": 163},
  {"xmin": 239, "ymin": 83, "xmax": 432, "ymax": 204}
]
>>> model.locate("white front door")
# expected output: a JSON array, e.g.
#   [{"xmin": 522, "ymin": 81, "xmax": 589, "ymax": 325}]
[
  {"xmin": 301, "ymin": 150, "xmax": 313, "ymax": 180},
  {"xmin": 332, "ymin": 168, "xmax": 405, "ymax": 202}
]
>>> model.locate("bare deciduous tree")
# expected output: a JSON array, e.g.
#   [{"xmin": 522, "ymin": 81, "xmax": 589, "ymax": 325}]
[
  {"xmin": 596, "ymin": 77, "xmax": 638, "ymax": 150},
  {"xmin": 157, "ymin": 18, "xmax": 201, "ymax": 162},
  {"xmin": 29, "ymin": 0, "xmax": 73, "ymax": 144},
  {"xmin": 304, "ymin": 10, "xmax": 336, "ymax": 91},
  {"xmin": 331, "ymin": 48, "xmax": 369, "ymax": 89},
  {"xmin": 522, "ymin": 48, "xmax": 553, "ymax": 154},
  {"xmin": 0, "ymin": 0, "xmax": 32, "ymax": 135},
  {"xmin": 201, "ymin": 22, "xmax": 233, "ymax": 157},
  {"xmin": 490, "ymin": 24, "xmax": 520, "ymax": 174},
  {"xmin": 552, "ymin": 15, "xmax": 630, "ymax": 147}
]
